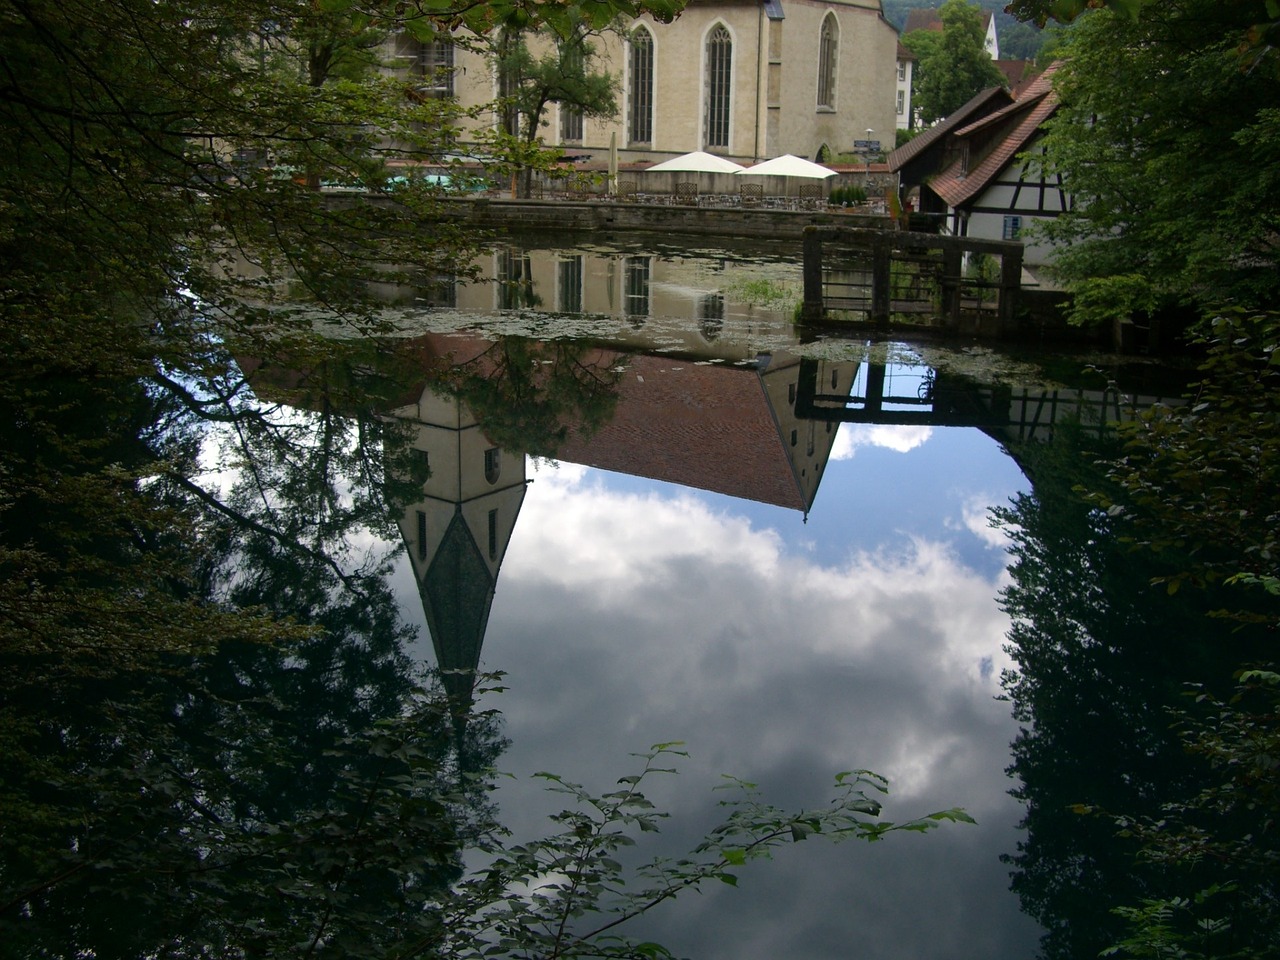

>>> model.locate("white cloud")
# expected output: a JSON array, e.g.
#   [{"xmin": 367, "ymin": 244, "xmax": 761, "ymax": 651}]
[
  {"xmin": 949, "ymin": 494, "xmax": 1017, "ymax": 551},
  {"xmin": 417, "ymin": 463, "xmax": 1037, "ymax": 960},
  {"xmin": 493, "ymin": 470, "xmax": 1015, "ymax": 802},
  {"xmin": 830, "ymin": 423, "xmax": 934, "ymax": 460}
]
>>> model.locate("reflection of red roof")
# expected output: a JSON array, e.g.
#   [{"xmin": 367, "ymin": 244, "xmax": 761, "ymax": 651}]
[
  {"xmin": 928, "ymin": 63, "xmax": 1061, "ymax": 209},
  {"xmin": 555, "ymin": 355, "xmax": 806, "ymax": 512}
]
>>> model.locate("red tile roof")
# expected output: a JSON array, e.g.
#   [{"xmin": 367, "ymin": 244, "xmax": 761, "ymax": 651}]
[
  {"xmin": 994, "ymin": 59, "xmax": 1042, "ymax": 97},
  {"xmin": 886, "ymin": 85, "xmax": 1012, "ymax": 172},
  {"xmin": 556, "ymin": 354, "xmax": 808, "ymax": 511},
  {"xmin": 927, "ymin": 64, "xmax": 1062, "ymax": 209},
  {"xmin": 904, "ymin": 7, "xmax": 992, "ymax": 34}
]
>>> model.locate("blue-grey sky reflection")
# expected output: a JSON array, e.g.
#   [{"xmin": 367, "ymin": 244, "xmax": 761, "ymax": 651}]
[{"xmin": 392, "ymin": 421, "xmax": 1041, "ymax": 960}]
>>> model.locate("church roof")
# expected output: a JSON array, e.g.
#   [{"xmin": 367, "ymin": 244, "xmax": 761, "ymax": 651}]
[
  {"xmin": 422, "ymin": 508, "xmax": 496, "ymax": 707},
  {"xmin": 554, "ymin": 354, "xmax": 809, "ymax": 512},
  {"xmin": 903, "ymin": 7, "xmax": 992, "ymax": 34}
]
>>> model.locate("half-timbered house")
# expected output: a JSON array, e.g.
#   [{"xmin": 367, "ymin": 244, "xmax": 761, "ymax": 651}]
[{"xmin": 918, "ymin": 65, "xmax": 1067, "ymax": 267}]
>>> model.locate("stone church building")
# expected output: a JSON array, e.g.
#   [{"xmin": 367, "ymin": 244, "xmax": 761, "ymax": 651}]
[{"xmin": 392, "ymin": 0, "xmax": 901, "ymax": 166}]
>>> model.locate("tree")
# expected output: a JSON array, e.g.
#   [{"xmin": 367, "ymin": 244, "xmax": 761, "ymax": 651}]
[
  {"xmin": 1026, "ymin": 1, "xmax": 1280, "ymax": 322},
  {"xmin": 1008, "ymin": 0, "xmax": 1280, "ymax": 58},
  {"xmin": 992, "ymin": 421, "xmax": 1255, "ymax": 960},
  {"xmin": 995, "ymin": 310, "xmax": 1280, "ymax": 960},
  {"xmin": 997, "ymin": 19, "xmax": 1035, "ymax": 58},
  {"xmin": 902, "ymin": 0, "xmax": 1006, "ymax": 126},
  {"xmin": 0, "ymin": 1, "xmax": 983, "ymax": 955},
  {"xmin": 491, "ymin": 24, "xmax": 621, "ymax": 198}
]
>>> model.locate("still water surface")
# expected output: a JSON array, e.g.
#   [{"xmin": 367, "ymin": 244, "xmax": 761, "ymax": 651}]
[{"xmin": 231, "ymin": 235, "xmax": 1189, "ymax": 959}]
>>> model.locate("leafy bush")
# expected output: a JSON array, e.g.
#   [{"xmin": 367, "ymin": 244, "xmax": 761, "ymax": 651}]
[{"xmin": 828, "ymin": 185, "xmax": 868, "ymax": 207}]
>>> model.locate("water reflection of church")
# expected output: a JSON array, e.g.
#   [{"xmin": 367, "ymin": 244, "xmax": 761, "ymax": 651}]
[
  {"xmin": 387, "ymin": 334, "xmax": 859, "ymax": 704},
  {"xmin": 387, "ymin": 332, "xmax": 1190, "ymax": 706}
]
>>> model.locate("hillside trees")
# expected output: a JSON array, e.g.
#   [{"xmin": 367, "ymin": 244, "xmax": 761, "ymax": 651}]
[{"xmin": 902, "ymin": 0, "xmax": 1005, "ymax": 126}]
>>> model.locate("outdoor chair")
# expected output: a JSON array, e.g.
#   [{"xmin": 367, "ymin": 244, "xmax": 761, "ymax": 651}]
[
  {"xmin": 674, "ymin": 181, "xmax": 700, "ymax": 205},
  {"xmin": 799, "ymin": 183, "xmax": 826, "ymax": 209}
]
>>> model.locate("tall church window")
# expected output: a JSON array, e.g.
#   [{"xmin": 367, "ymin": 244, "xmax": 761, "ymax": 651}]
[
  {"xmin": 628, "ymin": 27, "xmax": 654, "ymax": 144},
  {"xmin": 817, "ymin": 15, "xmax": 837, "ymax": 109},
  {"xmin": 497, "ymin": 31, "xmax": 521, "ymax": 136},
  {"xmin": 704, "ymin": 25, "xmax": 732, "ymax": 149},
  {"xmin": 624, "ymin": 256, "xmax": 651, "ymax": 320},
  {"xmin": 560, "ymin": 103, "xmax": 584, "ymax": 142},
  {"xmin": 559, "ymin": 42, "xmax": 584, "ymax": 142},
  {"xmin": 558, "ymin": 256, "xmax": 583, "ymax": 313}
]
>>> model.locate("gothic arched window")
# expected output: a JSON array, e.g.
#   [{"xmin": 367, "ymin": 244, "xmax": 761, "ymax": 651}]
[
  {"xmin": 817, "ymin": 15, "xmax": 838, "ymax": 109},
  {"xmin": 628, "ymin": 27, "xmax": 654, "ymax": 144},
  {"xmin": 704, "ymin": 25, "xmax": 732, "ymax": 149}
]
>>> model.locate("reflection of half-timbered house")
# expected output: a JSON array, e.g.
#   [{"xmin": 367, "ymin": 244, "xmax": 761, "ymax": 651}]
[{"xmin": 555, "ymin": 352, "xmax": 855, "ymax": 517}]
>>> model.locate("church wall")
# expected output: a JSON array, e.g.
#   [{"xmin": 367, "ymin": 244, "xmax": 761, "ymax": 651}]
[
  {"xmin": 773, "ymin": 0, "xmax": 898, "ymax": 161},
  {"xmin": 388, "ymin": 0, "xmax": 898, "ymax": 167}
]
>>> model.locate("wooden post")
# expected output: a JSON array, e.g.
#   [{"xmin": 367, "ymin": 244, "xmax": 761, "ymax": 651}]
[
  {"xmin": 942, "ymin": 245, "xmax": 963, "ymax": 329},
  {"xmin": 801, "ymin": 227, "xmax": 825, "ymax": 322},
  {"xmin": 871, "ymin": 238, "xmax": 891, "ymax": 325},
  {"xmin": 998, "ymin": 244, "xmax": 1022, "ymax": 334}
]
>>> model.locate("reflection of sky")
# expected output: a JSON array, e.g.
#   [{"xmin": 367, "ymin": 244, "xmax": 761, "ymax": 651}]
[{"xmin": 393, "ymin": 422, "xmax": 1040, "ymax": 960}]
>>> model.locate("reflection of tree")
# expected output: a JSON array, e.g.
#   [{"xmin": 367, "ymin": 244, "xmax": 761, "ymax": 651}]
[
  {"xmin": 0, "ymin": 349, "xmax": 506, "ymax": 959},
  {"xmin": 443, "ymin": 337, "xmax": 623, "ymax": 458},
  {"xmin": 994, "ymin": 424, "xmax": 1265, "ymax": 960}
]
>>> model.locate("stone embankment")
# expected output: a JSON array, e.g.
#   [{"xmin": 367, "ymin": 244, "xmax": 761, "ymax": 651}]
[{"xmin": 405, "ymin": 196, "xmax": 892, "ymax": 241}]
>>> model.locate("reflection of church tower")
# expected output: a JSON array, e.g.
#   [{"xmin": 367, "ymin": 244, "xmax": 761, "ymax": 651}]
[
  {"xmin": 388, "ymin": 385, "xmax": 527, "ymax": 712},
  {"xmin": 758, "ymin": 355, "xmax": 860, "ymax": 516}
]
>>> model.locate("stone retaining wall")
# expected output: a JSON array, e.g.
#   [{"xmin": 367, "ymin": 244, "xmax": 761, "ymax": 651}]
[{"xmin": 438, "ymin": 197, "xmax": 889, "ymax": 240}]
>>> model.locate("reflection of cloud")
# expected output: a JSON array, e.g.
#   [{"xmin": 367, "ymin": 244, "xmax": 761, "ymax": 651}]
[
  {"xmin": 501, "ymin": 467, "xmax": 1013, "ymax": 783},
  {"xmin": 830, "ymin": 423, "xmax": 934, "ymax": 460},
  {"xmin": 950, "ymin": 494, "xmax": 1016, "ymax": 551},
  {"xmin": 470, "ymin": 467, "xmax": 1038, "ymax": 960}
]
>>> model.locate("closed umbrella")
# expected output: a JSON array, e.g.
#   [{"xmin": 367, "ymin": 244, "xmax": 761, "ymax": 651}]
[{"xmin": 608, "ymin": 131, "xmax": 618, "ymax": 195}]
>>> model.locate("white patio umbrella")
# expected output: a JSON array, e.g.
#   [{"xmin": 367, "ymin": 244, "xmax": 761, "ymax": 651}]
[
  {"xmin": 736, "ymin": 154, "xmax": 836, "ymax": 178},
  {"xmin": 645, "ymin": 150, "xmax": 745, "ymax": 173}
]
